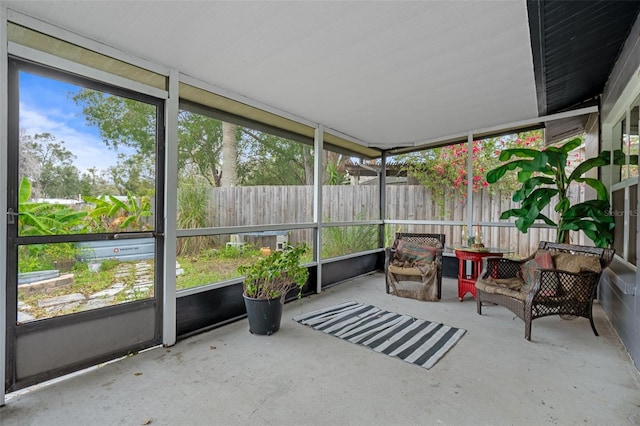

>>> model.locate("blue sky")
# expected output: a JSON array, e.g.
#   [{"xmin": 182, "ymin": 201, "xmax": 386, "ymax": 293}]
[{"xmin": 19, "ymin": 71, "xmax": 122, "ymax": 173}]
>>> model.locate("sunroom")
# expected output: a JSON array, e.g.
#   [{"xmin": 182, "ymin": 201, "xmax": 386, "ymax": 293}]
[{"xmin": 1, "ymin": 1, "xmax": 640, "ymax": 423}]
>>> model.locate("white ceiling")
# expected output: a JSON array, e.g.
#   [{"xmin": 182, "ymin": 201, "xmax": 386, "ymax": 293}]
[{"xmin": 3, "ymin": 0, "xmax": 539, "ymax": 151}]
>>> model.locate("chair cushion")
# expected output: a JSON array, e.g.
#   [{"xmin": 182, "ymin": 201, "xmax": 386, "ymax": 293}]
[
  {"xmin": 395, "ymin": 240, "xmax": 437, "ymax": 266},
  {"xmin": 388, "ymin": 264, "xmax": 424, "ymax": 276},
  {"xmin": 552, "ymin": 252, "xmax": 601, "ymax": 274},
  {"xmin": 521, "ymin": 250, "xmax": 558, "ymax": 296},
  {"xmin": 476, "ymin": 277, "xmax": 527, "ymax": 301},
  {"xmin": 495, "ymin": 277, "xmax": 525, "ymax": 290},
  {"xmin": 551, "ymin": 252, "xmax": 601, "ymax": 299}
]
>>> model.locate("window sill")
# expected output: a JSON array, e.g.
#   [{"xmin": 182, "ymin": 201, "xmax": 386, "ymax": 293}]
[{"xmin": 604, "ymin": 257, "xmax": 637, "ymax": 295}]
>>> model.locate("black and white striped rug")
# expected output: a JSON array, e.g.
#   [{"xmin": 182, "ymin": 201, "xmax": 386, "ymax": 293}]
[{"xmin": 293, "ymin": 301, "xmax": 466, "ymax": 370}]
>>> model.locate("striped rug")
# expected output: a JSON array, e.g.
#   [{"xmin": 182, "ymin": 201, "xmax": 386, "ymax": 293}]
[{"xmin": 293, "ymin": 301, "xmax": 466, "ymax": 370}]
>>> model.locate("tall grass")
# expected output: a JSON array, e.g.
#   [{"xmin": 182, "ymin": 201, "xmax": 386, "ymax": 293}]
[
  {"xmin": 322, "ymin": 223, "xmax": 379, "ymax": 258},
  {"xmin": 177, "ymin": 180, "xmax": 214, "ymax": 256}
]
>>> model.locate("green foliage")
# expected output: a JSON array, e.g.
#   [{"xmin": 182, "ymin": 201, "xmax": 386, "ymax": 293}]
[
  {"xmin": 99, "ymin": 258, "xmax": 121, "ymax": 272},
  {"xmin": 238, "ymin": 244, "xmax": 309, "ymax": 301},
  {"xmin": 73, "ymin": 90, "xmax": 156, "ymax": 154},
  {"xmin": 238, "ymin": 129, "xmax": 314, "ymax": 185},
  {"xmin": 400, "ymin": 131, "xmax": 544, "ymax": 216},
  {"xmin": 177, "ymin": 110, "xmax": 224, "ymax": 187},
  {"xmin": 83, "ymin": 192, "xmax": 152, "ymax": 233},
  {"xmin": 176, "ymin": 247, "xmax": 260, "ymax": 290},
  {"xmin": 325, "ymin": 162, "xmax": 349, "ymax": 185},
  {"xmin": 384, "ymin": 223, "xmax": 403, "ymax": 247},
  {"xmin": 72, "ymin": 89, "xmax": 157, "ymax": 195},
  {"xmin": 18, "ymin": 178, "xmax": 87, "ymax": 236},
  {"xmin": 19, "ymin": 132, "xmax": 85, "ymax": 199},
  {"xmin": 176, "ymin": 180, "xmax": 213, "ymax": 256},
  {"xmin": 486, "ymin": 137, "xmax": 637, "ymax": 247},
  {"xmin": 18, "ymin": 243, "xmax": 79, "ymax": 273},
  {"xmin": 17, "ymin": 247, "xmax": 48, "ymax": 273},
  {"xmin": 322, "ymin": 223, "xmax": 379, "ymax": 258},
  {"xmin": 216, "ymin": 244, "xmax": 251, "ymax": 259}
]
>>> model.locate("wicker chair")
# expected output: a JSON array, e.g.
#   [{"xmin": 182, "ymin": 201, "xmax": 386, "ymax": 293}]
[
  {"xmin": 385, "ymin": 233, "xmax": 445, "ymax": 301},
  {"xmin": 476, "ymin": 242, "xmax": 614, "ymax": 341}
]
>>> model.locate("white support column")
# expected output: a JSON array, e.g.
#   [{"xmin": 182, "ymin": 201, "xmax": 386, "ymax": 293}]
[
  {"xmin": 162, "ymin": 69, "xmax": 178, "ymax": 347},
  {"xmin": 313, "ymin": 125, "xmax": 324, "ymax": 293},
  {"xmin": 380, "ymin": 151, "xmax": 387, "ymax": 248},
  {"xmin": 1, "ymin": 5, "xmax": 9, "ymax": 406},
  {"xmin": 466, "ymin": 132, "xmax": 474, "ymax": 232}
]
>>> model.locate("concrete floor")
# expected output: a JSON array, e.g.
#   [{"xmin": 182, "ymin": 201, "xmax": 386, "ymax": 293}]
[{"xmin": 2, "ymin": 272, "xmax": 640, "ymax": 426}]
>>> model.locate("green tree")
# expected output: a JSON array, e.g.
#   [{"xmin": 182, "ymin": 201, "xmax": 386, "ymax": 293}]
[
  {"xmin": 238, "ymin": 129, "xmax": 313, "ymax": 185},
  {"xmin": 79, "ymin": 167, "xmax": 117, "ymax": 198},
  {"xmin": 74, "ymin": 90, "xmax": 245, "ymax": 190},
  {"xmin": 177, "ymin": 110, "xmax": 224, "ymax": 187},
  {"xmin": 19, "ymin": 132, "xmax": 84, "ymax": 199},
  {"xmin": 73, "ymin": 89, "xmax": 157, "ymax": 194},
  {"xmin": 73, "ymin": 90, "xmax": 156, "ymax": 154}
]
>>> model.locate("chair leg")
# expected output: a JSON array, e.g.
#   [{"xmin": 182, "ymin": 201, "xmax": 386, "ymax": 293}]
[
  {"xmin": 476, "ymin": 294, "xmax": 482, "ymax": 315},
  {"xmin": 525, "ymin": 320, "xmax": 532, "ymax": 341},
  {"xmin": 386, "ymin": 274, "xmax": 399, "ymax": 296},
  {"xmin": 589, "ymin": 315, "xmax": 599, "ymax": 336}
]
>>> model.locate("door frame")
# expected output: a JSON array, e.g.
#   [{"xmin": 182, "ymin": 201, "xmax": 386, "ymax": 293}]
[{"xmin": 4, "ymin": 56, "xmax": 166, "ymax": 392}]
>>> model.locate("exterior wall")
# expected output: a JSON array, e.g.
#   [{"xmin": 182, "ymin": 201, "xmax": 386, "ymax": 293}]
[{"xmin": 600, "ymin": 14, "xmax": 640, "ymax": 371}]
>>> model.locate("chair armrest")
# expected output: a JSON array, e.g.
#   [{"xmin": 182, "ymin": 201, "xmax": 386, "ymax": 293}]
[
  {"xmin": 384, "ymin": 247, "xmax": 396, "ymax": 270},
  {"xmin": 526, "ymin": 268, "xmax": 600, "ymax": 304},
  {"xmin": 434, "ymin": 247, "xmax": 443, "ymax": 266},
  {"xmin": 480, "ymin": 257, "xmax": 527, "ymax": 280}
]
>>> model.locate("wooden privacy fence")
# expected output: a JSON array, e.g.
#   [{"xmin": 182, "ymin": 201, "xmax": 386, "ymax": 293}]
[{"xmin": 206, "ymin": 184, "xmax": 587, "ymax": 257}]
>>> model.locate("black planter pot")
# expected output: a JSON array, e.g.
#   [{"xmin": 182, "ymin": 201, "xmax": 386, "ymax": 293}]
[{"xmin": 243, "ymin": 295, "xmax": 283, "ymax": 335}]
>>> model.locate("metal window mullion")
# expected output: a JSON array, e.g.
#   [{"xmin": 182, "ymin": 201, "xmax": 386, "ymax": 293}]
[
  {"xmin": 466, "ymin": 132, "xmax": 474, "ymax": 232},
  {"xmin": 162, "ymin": 69, "xmax": 179, "ymax": 347},
  {"xmin": 314, "ymin": 125, "xmax": 323, "ymax": 293},
  {"xmin": 321, "ymin": 220, "xmax": 383, "ymax": 228},
  {"xmin": 380, "ymin": 151, "xmax": 387, "ymax": 248},
  {"xmin": 1, "ymin": 4, "xmax": 9, "ymax": 408},
  {"xmin": 175, "ymin": 222, "xmax": 317, "ymax": 238},
  {"xmin": 384, "ymin": 219, "xmax": 552, "ymax": 228}
]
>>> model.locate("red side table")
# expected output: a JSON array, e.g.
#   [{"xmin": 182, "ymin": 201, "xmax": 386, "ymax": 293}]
[{"xmin": 455, "ymin": 249, "xmax": 504, "ymax": 301}]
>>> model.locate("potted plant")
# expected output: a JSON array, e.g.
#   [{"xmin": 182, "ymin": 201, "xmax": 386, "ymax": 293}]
[
  {"xmin": 486, "ymin": 137, "xmax": 636, "ymax": 247},
  {"xmin": 237, "ymin": 244, "xmax": 309, "ymax": 335}
]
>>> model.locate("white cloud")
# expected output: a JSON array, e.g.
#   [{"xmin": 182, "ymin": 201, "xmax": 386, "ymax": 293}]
[{"xmin": 19, "ymin": 101, "xmax": 122, "ymax": 173}]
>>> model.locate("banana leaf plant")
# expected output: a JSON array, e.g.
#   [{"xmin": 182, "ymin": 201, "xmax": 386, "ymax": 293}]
[
  {"xmin": 83, "ymin": 192, "xmax": 152, "ymax": 233},
  {"xmin": 486, "ymin": 137, "xmax": 637, "ymax": 248},
  {"xmin": 17, "ymin": 177, "xmax": 87, "ymax": 236}
]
